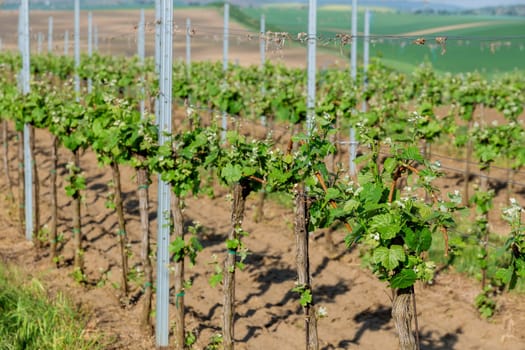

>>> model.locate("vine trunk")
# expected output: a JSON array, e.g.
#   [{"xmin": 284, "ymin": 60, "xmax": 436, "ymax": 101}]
[{"xmin": 392, "ymin": 287, "xmax": 418, "ymax": 350}]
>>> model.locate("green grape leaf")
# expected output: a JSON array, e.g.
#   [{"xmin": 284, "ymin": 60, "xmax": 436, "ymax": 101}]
[
  {"xmin": 390, "ymin": 269, "xmax": 417, "ymax": 289},
  {"xmin": 370, "ymin": 213, "xmax": 401, "ymax": 240},
  {"xmin": 373, "ymin": 245, "xmax": 405, "ymax": 270}
]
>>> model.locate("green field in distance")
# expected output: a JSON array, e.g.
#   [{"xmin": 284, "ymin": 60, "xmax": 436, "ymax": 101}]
[{"xmin": 239, "ymin": 4, "xmax": 525, "ymax": 76}]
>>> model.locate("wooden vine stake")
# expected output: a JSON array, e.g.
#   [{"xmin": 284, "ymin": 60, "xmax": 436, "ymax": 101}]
[
  {"xmin": 71, "ymin": 149, "xmax": 83, "ymax": 278},
  {"xmin": 110, "ymin": 159, "xmax": 129, "ymax": 298},
  {"xmin": 223, "ymin": 181, "xmax": 249, "ymax": 350},
  {"xmin": 17, "ymin": 131, "xmax": 24, "ymax": 236},
  {"xmin": 2, "ymin": 120, "xmax": 14, "ymax": 200},
  {"xmin": 30, "ymin": 125, "xmax": 41, "ymax": 248},
  {"xmin": 295, "ymin": 183, "xmax": 319, "ymax": 350},
  {"xmin": 171, "ymin": 194, "xmax": 185, "ymax": 349},
  {"xmin": 137, "ymin": 164, "xmax": 153, "ymax": 331},
  {"xmin": 50, "ymin": 135, "xmax": 59, "ymax": 264}
]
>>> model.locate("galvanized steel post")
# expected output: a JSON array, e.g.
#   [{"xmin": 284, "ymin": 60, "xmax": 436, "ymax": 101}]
[
  {"xmin": 362, "ymin": 8, "xmax": 370, "ymax": 113},
  {"xmin": 186, "ymin": 18, "xmax": 191, "ymax": 76},
  {"xmin": 48, "ymin": 16, "xmax": 53, "ymax": 53},
  {"xmin": 260, "ymin": 14, "xmax": 265, "ymax": 67},
  {"xmin": 349, "ymin": 0, "xmax": 358, "ymax": 178},
  {"xmin": 74, "ymin": 0, "xmax": 80, "ymax": 100},
  {"xmin": 64, "ymin": 30, "xmax": 69, "ymax": 56},
  {"xmin": 222, "ymin": 1, "xmax": 229, "ymax": 143},
  {"xmin": 156, "ymin": 0, "xmax": 173, "ymax": 348},
  {"xmin": 138, "ymin": 8, "xmax": 145, "ymax": 119},
  {"xmin": 306, "ymin": 0, "xmax": 317, "ymax": 136},
  {"xmin": 94, "ymin": 26, "xmax": 98, "ymax": 52},
  {"xmin": 88, "ymin": 11, "xmax": 93, "ymax": 93},
  {"xmin": 37, "ymin": 32, "xmax": 43, "ymax": 54},
  {"xmin": 20, "ymin": 0, "xmax": 33, "ymax": 241}
]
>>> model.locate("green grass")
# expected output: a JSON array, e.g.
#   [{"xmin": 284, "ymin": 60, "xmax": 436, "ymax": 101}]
[
  {"xmin": 241, "ymin": 6, "xmax": 507, "ymax": 35},
  {"xmin": 0, "ymin": 263, "xmax": 104, "ymax": 350},
  {"xmin": 428, "ymin": 215, "xmax": 525, "ymax": 292},
  {"xmin": 237, "ymin": 5, "xmax": 525, "ymax": 76}
]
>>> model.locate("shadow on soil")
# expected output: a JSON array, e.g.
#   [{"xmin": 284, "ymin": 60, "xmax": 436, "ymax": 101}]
[
  {"xmin": 321, "ymin": 304, "xmax": 460, "ymax": 350},
  {"xmin": 420, "ymin": 327, "xmax": 461, "ymax": 350}
]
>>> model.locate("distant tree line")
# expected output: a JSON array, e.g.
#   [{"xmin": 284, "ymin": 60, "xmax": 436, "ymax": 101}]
[{"xmin": 412, "ymin": 5, "xmax": 525, "ymax": 16}]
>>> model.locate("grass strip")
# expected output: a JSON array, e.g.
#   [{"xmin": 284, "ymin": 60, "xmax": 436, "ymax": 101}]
[{"xmin": 0, "ymin": 263, "xmax": 103, "ymax": 350}]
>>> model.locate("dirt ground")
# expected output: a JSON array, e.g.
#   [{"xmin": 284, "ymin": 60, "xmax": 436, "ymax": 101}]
[{"xmin": 1, "ymin": 7, "xmax": 525, "ymax": 350}]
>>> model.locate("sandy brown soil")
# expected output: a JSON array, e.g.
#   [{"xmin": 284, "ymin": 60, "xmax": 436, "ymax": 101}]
[{"xmin": 1, "ymin": 7, "xmax": 525, "ymax": 350}]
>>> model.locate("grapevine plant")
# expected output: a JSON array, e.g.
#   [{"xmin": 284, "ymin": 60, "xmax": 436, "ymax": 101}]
[
  {"xmin": 323, "ymin": 110, "xmax": 460, "ymax": 350},
  {"xmin": 497, "ymin": 199, "xmax": 525, "ymax": 290},
  {"xmin": 214, "ymin": 129, "xmax": 278, "ymax": 350}
]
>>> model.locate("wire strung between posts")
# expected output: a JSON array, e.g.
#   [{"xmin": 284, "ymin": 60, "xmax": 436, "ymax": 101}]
[{"xmin": 5, "ymin": 16, "xmax": 525, "ymax": 44}]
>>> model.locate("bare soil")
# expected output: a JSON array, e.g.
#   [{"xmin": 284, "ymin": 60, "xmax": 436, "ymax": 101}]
[{"xmin": 1, "ymin": 7, "xmax": 525, "ymax": 350}]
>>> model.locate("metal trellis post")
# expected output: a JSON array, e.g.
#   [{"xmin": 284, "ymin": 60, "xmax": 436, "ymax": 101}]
[
  {"xmin": 349, "ymin": 0, "xmax": 358, "ymax": 179},
  {"xmin": 186, "ymin": 17, "xmax": 191, "ymax": 77},
  {"xmin": 138, "ymin": 8, "xmax": 145, "ymax": 119},
  {"xmin": 88, "ymin": 12, "xmax": 93, "ymax": 93},
  {"xmin": 64, "ymin": 30, "xmax": 69, "ymax": 56},
  {"xmin": 362, "ymin": 8, "xmax": 370, "ymax": 113},
  {"xmin": 74, "ymin": 0, "xmax": 80, "ymax": 100},
  {"xmin": 306, "ymin": 0, "xmax": 317, "ymax": 136},
  {"xmin": 260, "ymin": 14, "xmax": 265, "ymax": 67},
  {"xmin": 48, "ymin": 16, "xmax": 53, "ymax": 53},
  {"xmin": 260, "ymin": 14, "xmax": 266, "ymax": 127},
  {"xmin": 156, "ymin": 0, "xmax": 173, "ymax": 348},
  {"xmin": 20, "ymin": 0, "xmax": 33, "ymax": 241},
  {"xmin": 222, "ymin": 1, "xmax": 229, "ymax": 143},
  {"xmin": 94, "ymin": 25, "xmax": 98, "ymax": 52},
  {"xmin": 37, "ymin": 32, "xmax": 43, "ymax": 54}
]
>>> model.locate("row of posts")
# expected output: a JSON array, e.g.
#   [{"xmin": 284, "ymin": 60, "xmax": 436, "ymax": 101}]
[
  {"xmin": 16, "ymin": 16, "xmax": 98, "ymax": 55},
  {"xmin": 15, "ymin": 1, "xmax": 371, "ymax": 348}
]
